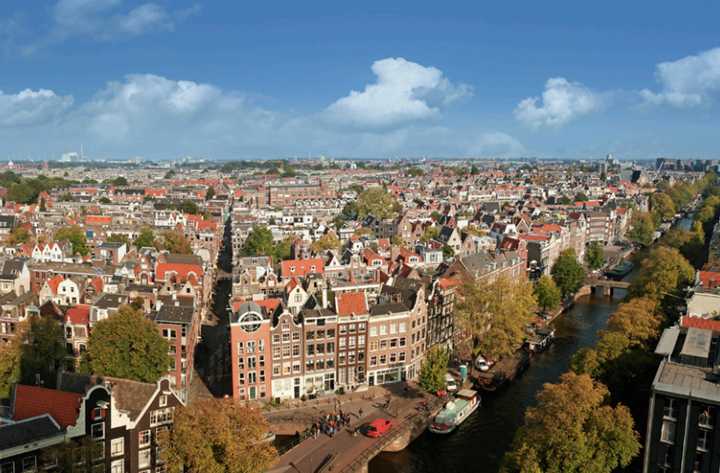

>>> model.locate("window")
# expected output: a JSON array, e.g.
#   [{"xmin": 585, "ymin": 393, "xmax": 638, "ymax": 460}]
[
  {"xmin": 282, "ymin": 333, "xmax": 290, "ymax": 343},
  {"xmin": 259, "ymin": 340, "xmax": 265, "ymax": 352},
  {"xmin": 260, "ymin": 370, "xmax": 266, "ymax": 382},
  {"xmin": 349, "ymin": 337, "xmax": 356, "ymax": 348},
  {"xmin": 349, "ymin": 324, "xmax": 356, "ymax": 333},
  {"xmin": 238, "ymin": 373, "xmax": 245, "ymax": 385},
  {"xmin": 282, "ymin": 346, "xmax": 291, "ymax": 358},
  {"xmin": 698, "ymin": 429, "xmax": 712, "ymax": 451},
  {"xmin": 273, "ymin": 364, "xmax": 280, "ymax": 375},
  {"xmin": 306, "ymin": 345, "xmax": 315, "ymax": 356},
  {"xmin": 390, "ymin": 323, "xmax": 398, "ymax": 334},
  {"xmin": 292, "ymin": 332, "xmax": 300, "ymax": 341},
  {"xmin": 237, "ymin": 342, "xmax": 244, "ymax": 354},
  {"xmin": 150, "ymin": 408, "xmax": 174, "ymax": 427},
  {"xmin": 0, "ymin": 463, "xmax": 13, "ymax": 473},
  {"xmin": 273, "ymin": 347, "xmax": 281, "ymax": 359},
  {"xmin": 359, "ymin": 323, "xmax": 366, "ymax": 332},
  {"xmin": 249, "ymin": 372, "xmax": 257, "ymax": 384},
  {"xmin": 317, "ymin": 330, "xmax": 325, "ymax": 339},
  {"xmin": 370, "ymin": 341, "xmax": 378, "ymax": 351},
  {"xmin": 400, "ymin": 322, "xmax": 407, "ymax": 332},
  {"xmin": 238, "ymin": 357, "xmax": 245, "ymax": 370},
  {"xmin": 21, "ymin": 457, "xmax": 36, "ymax": 472},
  {"xmin": 339, "ymin": 338, "xmax": 346, "ymax": 349},
  {"xmin": 399, "ymin": 352, "xmax": 406, "ymax": 362},
  {"xmin": 326, "ymin": 342, "xmax": 334, "ymax": 353},
  {"xmin": 306, "ymin": 330, "xmax": 315, "ymax": 341},
  {"xmin": 379, "ymin": 325, "xmax": 388, "ymax": 335},
  {"xmin": 159, "ymin": 395, "xmax": 167, "ymax": 407},
  {"xmin": 306, "ymin": 360, "xmax": 314, "ymax": 372},
  {"xmin": 259, "ymin": 355, "xmax": 265, "ymax": 367},
  {"xmin": 292, "ymin": 345, "xmax": 300, "ymax": 357},
  {"xmin": 327, "ymin": 329, "xmax": 335, "ymax": 339},
  {"xmin": 248, "ymin": 357, "xmax": 257, "ymax": 369},
  {"xmin": 92, "ymin": 422, "xmax": 104, "ymax": 439},
  {"xmin": 111, "ymin": 438, "xmax": 124, "ymax": 456},
  {"xmin": 661, "ymin": 420, "xmax": 676, "ymax": 444},
  {"xmin": 370, "ymin": 326, "xmax": 378, "ymax": 336},
  {"xmin": 93, "ymin": 407, "xmax": 103, "ymax": 420},
  {"xmin": 358, "ymin": 335, "xmax": 365, "ymax": 347},
  {"xmin": 664, "ymin": 399, "xmax": 678, "ymax": 420},
  {"xmin": 380, "ymin": 354, "xmax": 387, "ymax": 365},
  {"xmin": 370, "ymin": 356, "xmax": 377, "ymax": 366},
  {"xmin": 139, "ymin": 449, "xmax": 151, "ymax": 469},
  {"xmin": 380, "ymin": 340, "xmax": 387, "ymax": 349},
  {"xmin": 247, "ymin": 341, "xmax": 256, "ymax": 354},
  {"xmin": 110, "ymin": 460, "xmax": 123, "ymax": 473},
  {"xmin": 139, "ymin": 430, "xmax": 151, "ymax": 448},
  {"xmin": 282, "ymin": 323, "xmax": 290, "ymax": 331},
  {"xmin": 348, "ymin": 352, "xmax": 356, "ymax": 364},
  {"xmin": 400, "ymin": 337, "xmax": 407, "ymax": 347},
  {"xmin": 340, "ymin": 326, "xmax": 347, "ymax": 335},
  {"xmin": 273, "ymin": 334, "xmax": 281, "ymax": 343}
]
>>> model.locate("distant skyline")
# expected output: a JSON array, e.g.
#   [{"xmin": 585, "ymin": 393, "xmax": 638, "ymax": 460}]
[{"xmin": 1, "ymin": 0, "xmax": 720, "ymax": 161}]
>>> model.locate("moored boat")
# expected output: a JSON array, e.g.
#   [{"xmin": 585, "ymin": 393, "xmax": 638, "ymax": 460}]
[
  {"xmin": 526, "ymin": 327, "xmax": 556, "ymax": 353},
  {"xmin": 428, "ymin": 389, "xmax": 481, "ymax": 434},
  {"xmin": 605, "ymin": 261, "xmax": 633, "ymax": 279},
  {"xmin": 473, "ymin": 349, "xmax": 532, "ymax": 392}
]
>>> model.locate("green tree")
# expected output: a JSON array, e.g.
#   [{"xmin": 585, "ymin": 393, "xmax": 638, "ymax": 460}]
[
  {"xmin": 600, "ymin": 172, "xmax": 607, "ymax": 181},
  {"xmin": 408, "ymin": 167, "xmax": 425, "ymax": 177},
  {"xmin": 534, "ymin": 275, "xmax": 561, "ymax": 311},
  {"xmin": 660, "ymin": 226, "xmax": 693, "ymax": 249},
  {"xmin": 39, "ymin": 196, "xmax": 47, "ymax": 211},
  {"xmin": 357, "ymin": 188, "xmax": 400, "ymax": 219},
  {"xmin": 628, "ymin": 211, "xmax": 655, "ymax": 247},
  {"xmin": 243, "ymin": 226, "xmax": 275, "ymax": 256},
  {"xmin": 134, "ymin": 227, "xmax": 156, "ymax": 249},
  {"xmin": 419, "ymin": 346, "xmax": 450, "ymax": 393},
  {"xmin": 99, "ymin": 197, "xmax": 111, "ymax": 204},
  {"xmin": 421, "ymin": 226, "xmax": 440, "ymax": 244},
  {"xmin": 154, "ymin": 230, "xmax": 193, "ymax": 255},
  {"xmin": 61, "ymin": 193, "xmax": 74, "ymax": 202},
  {"xmin": 14, "ymin": 315, "xmax": 66, "ymax": 388},
  {"xmin": 310, "ymin": 233, "xmax": 340, "ymax": 253},
  {"xmin": 501, "ymin": 373, "xmax": 640, "ymax": 473},
  {"xmin": 81, "ymin": 305, "xmax": 171, "ymax": 383},
  {"xmin": 130, "ymin": 296, "xmax": 145, "ymax": 312},
  {"xmin": 164, "ymin": 170, "xmax": 176, "ymax": 179},
  {"xmin": 430, "ymin": 211, "xmax": 442, "ymax": 221},
  {"xmin": 341, "ymin": 201, "xmax": 359, "ymax": 219},
  {"xmin": 55, "ymin": 225, "xmax": 90, "ymax": 256},
  {"xmin": 178, "ymin": 200, "xmax": 201, "ymax": 215},
  {"xmin": 206, "ymin": 187, "xmax": 216, "ymax": 200},
  {"xmin": 106, "ymin": 233, "xmax": 131, "ymax": 249},
  {"xmin": 570, "ymin": 331, "xmax": 632, "ymax": 379},
  {"xmin": 651, "ymin": 192, "xmax": 676, "ymax": 221},
  {"xmin": 115, "ymin": 176, "xmax": 128, "ymax": 186},
  {"xmin": 574, "ymin": 192, "xmax": 589, "ymax": 202},
  {"xmin": 550, "ymin": 248, "xmax": 587, "ymax": 295},
  {"xmin": 333, "ymin": 215, "xmax": 345, "ymax": 231},
  {"xmin": 159, "ymin": 397, "xmax": 278, "ymax": 473},
  {"xmin": 0, "ymin": 342, "xmax": 20, "ymax": 397},
  {"xmin": 456, "ymin": 276, "xmax": 537, "ymax": 360},
  {"xmin": 268, "ymin": 216, "xmax": 277, "ymax": 225},
  {"xmin": 7, "ymin": 225, "xmax": 30, "ymax": 245},
  {"xmin": 273, "ymin": 234, "xmax": 295, "ymax": 261},
  {"xmin": 606, "ymin": 297, "xmax": 662, "ymax": 347},
  {"xmin": 627, "ymin": 247, "xmax": 694, "ymax": 304},
  {"xmin": 441, "ymin": 245, "xmax": 455, "ymax": 258},
  {"xmin": 585, "ymin": 240, "xmax": 605, "ymax": 270},
  {"xmin": 471, "ymin": 165, "xmax": 480, "ymax": 175},
  {"xmin": 557, "ymin": 195, "xmax": 572, "ymax": 205}
]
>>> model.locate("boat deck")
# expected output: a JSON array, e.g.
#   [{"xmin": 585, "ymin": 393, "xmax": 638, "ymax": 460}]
[
  {"xmin": 475, "ymin": 350, "xmax": 531, "ymax": 383},
  {"xmin": 434, "ymin": 399, "xmax": 470, "ymax": 424}
]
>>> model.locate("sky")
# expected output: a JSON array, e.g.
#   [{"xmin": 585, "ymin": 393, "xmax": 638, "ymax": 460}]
[{"xmin": 1, "ymin": 0, "xmax": 720, "ymax": 161}]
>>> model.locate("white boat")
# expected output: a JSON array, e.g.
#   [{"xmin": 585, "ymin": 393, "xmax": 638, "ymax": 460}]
[{"xmin": 428, "ymin": 389, "xmax": 480, "ymax": 434}]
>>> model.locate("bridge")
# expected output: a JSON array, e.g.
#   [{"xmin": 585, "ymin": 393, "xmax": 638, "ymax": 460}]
[{"xmin": 586, "ymin": 278, "xmax": 630, "ymax": 295}]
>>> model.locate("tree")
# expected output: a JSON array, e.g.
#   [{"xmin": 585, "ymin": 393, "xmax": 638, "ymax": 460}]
[
  {"xmin": 456, "ymin": 276, "xmax": 537, "ymax": 360},
  {"xmin": 408, "ymin": 167, "xmax": 425, "ymax": 177},
  {"xmin": 421, "ymin": 226, "xmax": 440, "ymax": 244},
  {"xmin": 534, "ymin": 275, "xmax": 561, "ymax": 311},
  {"xmin": 159, "ymin": 397, "xmax": 278, "ymax": 473},
  {"xmin": 55, "ymin": 225, "xmax": 90, "ymax": 256},
  {"xmin": 441, "ymin": 245, "xmax": 455, "ymax": 258},
  {"xmin": 164, "ymin": 170, "xmax": 175, "ymax": 179},
  {"xmin": 106, "ymin": 233, "xmax": 131, "ymax": 249},
  {"xmin": 268, "ymin": 216, "xmax": 276, "ymax": 225},
  {"xmin": 606, "ymin": 297, "xmax": 662, "ymax": 347},
  {"xmin": 391, "ymin": 234, "xmax": 407, "ymax": 247},
  {"xmin": 600, "ymin": 172, "xmax": 607, "ymax": 181},
  {"xmin": 38, "ymin": 437, "xmax": 109, "ymax": 473},
  {"xmin": 99, "ymin": 197, "xmax": 111, "ymax": 204},
  {"xmin": 550, "ymin": 248, "xmax": 586, "ymax": 295},
  {"xmin": 206, "ymin": 187, "xmax": 216, "ymax": 200},
  {"xmin": 81, "ymin": 306, "xmax": 171, "ymax": 383},
  {"xmin": 0, "ymin": 342, "xmax": 20, "ymax": 397},
  {"xmin": 585, "ymin": 240, "xmax": 605, "ymax": 270},
  {"xmin": 471, "ymin": 165, "xmax": 480, "ymax": 175},
  {"xmin": 341, "ymin": 201, "xmax": 359, "ymax": 219},
  {"xmin": 266, "ymin": 167, "xmax": 281, "ymax": 175},
  {"xmin": 354, "ymin": 227, "xmax": 374, "ymax": 237},
  {"xmin": 243, "ymin": 226, "xmax": 275, "ymax": 256},
  {"xmin": 501, "ymin": 373, "xmax": 640, "ymax": 473},
  {"xmin": 357, "ymin": 188, "xmax": 399, "ymax": 219},
  {"xmin": 310, "ymin": 233, "xmax": 340, "ymax": 253},
  {"xmin": 660, "ymin": 226, "xmax": 693, "ymax": 249},
  {"xmin": 273, "ymin": 234, "xmax": 295, "ymax": 261},
  {"xmin": 61, "ymin": 193, "xmax": 74, "ymax": 202},
  {"xmin": 574, "ymin": 192, "xmax": 589, "ymax": 202},
  {"xmin": 7, "ymin": 225, "xmax": 30, "ymax": 245},
  {"xmin": 178, "ymin": 200, "xmax": 201, "ymax": 215},
  {"xmin": 430, "ymin": 211, "xmax": 442, "ymax": 221},
  {"xmin": 571, "ymin": 331, "xmax": 632, "ymax": 379},
  {"xmin": 115, "ymin": 176, "xmax": 128, "ymax": 186},
  {"xmin": 333, "ymin": 215, "xmax": 345, "ymax": 231},
  {"xmin": 39, "ymin": 196, "xmax": 47, "ymax": 211},
  {"xmin": 130, "ymin": 296, "xmax": 145, "ymax": 312},
  {"xmin": 651, "ymin": 193, "xmax": 676, "ymax": 221},
  {"xmin": 14, "ymin": 315, "xmax": 66, "ymax": 388},
  {"xmin": 628, "ymin": 211, "xmax": 655, "ymax": 247},
  {"xmin": 627, "ymin": 247, "xmax": 694, "ymax": 304},
  {"xmin": 419, "ymin": 346, "xmax": 450, "ymax": 393},
  {"xmin": 154, "ymin": 230, "xmax": 193, "ymax": 255},
  {"xmin": 557, "ymin": 195, "xmax": 572, "ymax": 205},
  {"xmin": 134, "ymin": 227, "xmax": 155, "ymax": 249}
]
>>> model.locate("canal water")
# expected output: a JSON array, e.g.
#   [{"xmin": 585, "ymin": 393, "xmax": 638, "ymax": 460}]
[{"xmin": 369, "ymin": 290, "xmax": 627, "ymax": 473}]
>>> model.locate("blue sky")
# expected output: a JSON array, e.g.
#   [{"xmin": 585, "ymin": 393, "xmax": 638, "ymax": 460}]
[{"xmin": 1, "ymin": 0, "xmax": 720, "ymax": 161}]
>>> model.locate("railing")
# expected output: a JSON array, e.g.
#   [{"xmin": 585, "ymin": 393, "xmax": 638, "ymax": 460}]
[
  {"xmin": 338, "ymin": 413, "xmax": 420, "ymax": 473},
  {"xmin": 277, "ymin": 428, "xmax": 314, "ymax": 456}
]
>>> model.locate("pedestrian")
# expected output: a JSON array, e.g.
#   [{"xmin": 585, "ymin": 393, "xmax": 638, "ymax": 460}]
[
  {"xmin": 359, "ymin": 408, "xmax": 363, "ymax": 420},
  {"xmin": 353, "ymin": 427, "xmax": 359, "ymax": 437},
  {"xmin": 403, "ymin": 386, "xmax": 409, "ymax": 398}
]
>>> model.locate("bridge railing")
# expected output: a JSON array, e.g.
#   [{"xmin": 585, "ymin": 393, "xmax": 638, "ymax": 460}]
[{"xmin": 337, "ymin": 413, "xmax": 420, "ymax": 473}]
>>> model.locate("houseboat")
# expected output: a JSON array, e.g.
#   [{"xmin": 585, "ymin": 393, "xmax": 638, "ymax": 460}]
[
  {"xmin": 428, "ymin": 389, "xmax": 481, "ymax": 434},
  {"xmin": 474, "ymin": 349, "xmax": 532, "ymax": 392},
  {"xmin": 526, "ymin": 327, "xmax": 556, "ymax": 353},
  {"xmin": 605, "ymin": 261, "xmax": 633, "ymax": 279}
]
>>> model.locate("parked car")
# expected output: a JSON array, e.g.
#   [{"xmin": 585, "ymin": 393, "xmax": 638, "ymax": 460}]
[
  {"xmin": 367, "ymin": 419, "xmax": 393, "ymax": 438},
  {"xmin": 444, "ymin": 373, "xmax": 457, "ymax": 391}
]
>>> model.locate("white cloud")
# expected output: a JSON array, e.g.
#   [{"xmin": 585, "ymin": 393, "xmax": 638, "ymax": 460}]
[
  {"xmin": 468, "ymin": 131, "xmax": 526, "ymax": 158},
  {"xmin": 321, "ymin": 57, "xmax": 472, "ymax": 130},
  {"xmin": 640, "ymin": 47, "xmax": 720, "ymax": 109},
  {"xmin": 514, "ymin": 77, "xmax": 609, "ymax": 130},
  {"xmin": 0, "ymin": 88, "xmax": 73, "ymax": 127}
]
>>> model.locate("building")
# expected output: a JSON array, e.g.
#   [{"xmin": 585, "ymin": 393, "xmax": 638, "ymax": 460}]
[
  {"xmin": 267, "ymin": 181, "xmax": 333, "ymax": 207},
  {"xmin": 230, "ymin": 301, "xmax": 274, "ymax": 404},
  {"xmin": 154, "ymin": 304, "xmax": 199, "ymax": 400}
]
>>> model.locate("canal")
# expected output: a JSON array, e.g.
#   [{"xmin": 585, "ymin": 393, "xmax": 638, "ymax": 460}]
[{"xmin": 369, "ymin": 289, "xmax": 629, "ymax": 473}]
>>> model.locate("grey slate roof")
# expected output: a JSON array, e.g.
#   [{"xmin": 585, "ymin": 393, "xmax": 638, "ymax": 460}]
[
  {"xmin": 370, "ymin": 302, "xmax": 411, "ymax": 317},
  {"xmin": 0, "ymin": 415, "xmax": 63, "ymax": 450},
  {"xmin": 154, "ymin": 305, "xmax": 195, "ymax": 324}
]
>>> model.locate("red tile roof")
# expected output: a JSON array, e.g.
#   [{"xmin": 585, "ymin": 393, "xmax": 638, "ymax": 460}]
[
  {"xmin": 64, "ymin": 305, "xmax": 90, "ymax": 325},
  {"xmin": 698, "ymin": 271, "xmax": 720, "ymax": 288},
  {"xmin": 13, "ymin": 385, "xmax": 82, "ymax": 429},
  {"xmin": 233, "ymin": 298, "xmax": 281, "ymax": 313},
  {"xmin": 281, "ymin": 259, "xmax": 324, "ymax": 277},
  {"xmin": 86, "ymin": 215, "xmax": 112, "ymax": 224},
  {"xmin": 335, "ymin": 292, "xmax": 368, "ymax": 316},
  {"xmin": 155, "ymin": 263, "xmax": 204, "ymax": 282},
  {"xmin": 680, "ymin": 317, "xmax": 720, "ymax": 332},
  {"xmin": 47, "ymin": 275, "xmax": 63, "ymax": 294}
]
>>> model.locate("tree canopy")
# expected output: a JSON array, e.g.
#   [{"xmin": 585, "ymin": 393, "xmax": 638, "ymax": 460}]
[
  {"xmin": 159, "ymin": 397, "xmax": 278, "ymax": 473},
  {"xmin": 357, "ymin": 188, "xmax": 401, "ymax": 219},
  {"xmin": 650, "ymin": 192, "xmax": 676, "ymax": 221},
  {"xmin": 606, "ymin": 297, "xmax": 663, "ymax": 347},
  {"xmin": 7, "ymin": 225, "xmax": 30, "ymax": 245},
  {"xmin": 501, "ymin": 372, "xmax": 640, "ymax": 473},
  {"xmin": 585, "ymin": 240, "xmax": 605, "ymax": 270},
  {"xmin": 242, "ymin": 226, "xmax": 275, "ymax": 257},
  {"xmin": 419, "ymin": 346, "xmax": 450, "ymax": 393},
  {"xmin": 81, "ymin": 305, "xmax": 171, "ymax": 383},
  {"xmin": 534, "ymin": 275, "xmax": 562, "ymax": 311},
  {"xmin": 627, "ymin": 211, "xmax": 655, "ymax": 247},
  {"xmin": 557, "ymin": 196, "xmax": 572, "ymax": 205},
  {"xmin": 55, "ymin": 225, "xmax": 90, "ymax": 256},
  {"xmin": 106, "ymin": 233, "xmax": 131, "ymax": 249},
  {"xmin": 456, "ymin": 276, "xmax": 537, "ymax": 360},
  {"xmin": 178, "ymin": 200, "xmax": 201, "ymax": 215},
  {"xmin": 627, "ymin": 247, "xmax": 694, "ymax": 304},
  {"xmin": 154, "ymin": 230, "xmax": 193, "ymax": 254},
  {"xmin": 421, "ymin": 226, "xmax": 440, "ymax": 244},
  {"xmin": 550, "ymin": 248, "xmax": 586, "ymax": 295},
  {"xmin": 134, "ymin": 227, "xmax": 156, "ymax": 249},
  {"xmin": 310, "ymin": 233, "xmax": 340, "ymax": 254},
  {"xmin": 5, "ymin": 315, "xmax": 66, "ymax": 390},
  {"xmin": 574, "ymin": 192, "xmax": 589, "ymax": 202}
]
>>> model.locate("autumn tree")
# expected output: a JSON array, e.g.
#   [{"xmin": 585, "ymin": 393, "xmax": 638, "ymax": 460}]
[
  {"xmin": 660, "ymin": 226, "xmax": 693, "ymax": 250},
  {"xmin": 501, "ymin": 373, "xmax": 640, "ymax": 473},
  {"xmin": 571, "ymin": 331, "xmax": 632, "ymax": 379},
  {"xmin": 310, "ymin": 233, "xmax": 340, "ymax": 253},
  {"xmin": 585, "ymin": 240, "xmax": 605, "ymax": 270},
  {"xmin": 550, "ymin": 248, "xmax": 586, "ymax": 295},
  {"xmin": 607, "ymin": 297, "xmax": 662, "ymax": 347},
  {"xmin": 0, "ymin": 343, "xmax": 20, "ymax": 397},
  {"xmin": 7, "ymin": 225, "xmax": 30, "ymax": 245},
  {"xmin": 419, "ymin": 346, "xmax": 450, "ymax": 393},
  {"xmin": 456, "ymin": 276, "xmax": 537, "ymax": 360},
  {"xmin": 421, "ymin": 226, "xmax": 440, "ymax": 244},
  {"xmin": 154, "ymin": 230, "xmax": 193, "ymax": 255},
  {"xmin": 106, "ymin": 233, "xmax": 131, "ymax": 249},
  {"xmin": 628, "ymin": 211, "xmax": 655, "ymax": 247},
  {"xmin": 3, "ymin": 316, "xmax": 67, "ymax": 389},
  {"xmin": 55, "ymin": 225, "xmax": 90, "ymax": 256},
  {"xmin": 391, "ymin": 234, "xmax": 407, "ymax": 247},
  {"xmin": 159, "ymin": 398, "xmax": 278, "ymax": 473},
  {"xmin": 242, "ymin": 226, "xmax": 275, "ymax": 256},
  {"xmin": 354, "ymin": 227, "xmax": 374, "ymax": 237},
  {"xmin": 38, "ymin": 437, "xmax": 108, "ymax": 473},
  {"xmin": 534, "ymin": 275, "xmax": 561, "ymax": 311},
  {"xmin": 651, "ymin": 192, "xmax": 676, "ymax": 221},
  {"xmin": 134, "ymin": 227, "xmax": 156, "ymax": 249},
  {"xmin": 81, "ymin": 305, "xmax": 171, "ymax": 383},
  {"xmin": 627, "ymin": 247, "xmax": 694, "ymax": 304},
  {"xmin": 357, "ymin": 188, "xmax": 400, "ymax": 219}
]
